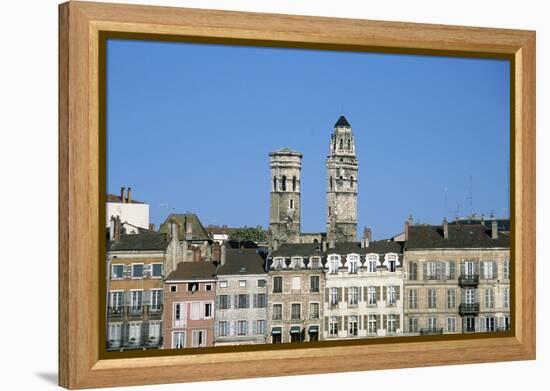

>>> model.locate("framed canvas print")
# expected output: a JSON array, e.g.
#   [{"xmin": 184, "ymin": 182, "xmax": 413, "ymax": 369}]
[{"xmin": 58, "ymin": 1, "xmax": 536, "ymax": 389}]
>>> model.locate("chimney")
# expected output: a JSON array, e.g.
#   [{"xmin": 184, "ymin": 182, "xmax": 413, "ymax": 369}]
[
  {"xmin": 272, "ymin": 239, "xmax": 279, "ymax": 251},
  {"xmin": 193, "ymin": 247, "xmax": 201, "ymax": 262},
  {"xmin": 220, "ymin": 243, "xmax": 226, "ymax": 265},
  {"xmin": 109, "ymin": 216, "xmax": 116, "ymax": 240},
  {"xmin": 328, "ymin": 236, "xmax": 335, "ymax": 249},
  {"xmin": 361, "ymin": 227, "xmax": 372, "ymax": 248},
  {"xmin": 169, "ymin": 219, "xmax": 179, "ymax": 242},
  {"xmin": 120, "ymin": 187, "xmax": 126, "ymax": 203},
  {"xmin": 491, "ymin": 219, "xmax": 498, "ymax": 239},
  {"xmin": 113, "ymin": 215, "xmax": 122, "ymax": 241},
  {"xmin": 185, "ymin": 216, "xmax": 193, "ymax": 241},
  {"xmin": 149, "ymin": 223, "xmax": 155, "ymax": 231},
  {"xmin": 322, "ymin": 240, "xmax": 327, "ymax": 252},
  {"xmin": 404, "ymin": 215, "xmax": 413, "ymax": 241},
  {"xmin": 480, "ymin": 214, "xmax": 485, "ymax": 227},
  {"xmin": 443, "ymin": 218, "xmax": 449, "ymax": 239},
  {"xmin": 127, "ymin": 187, "xmax": 132, "ymax": 203}
]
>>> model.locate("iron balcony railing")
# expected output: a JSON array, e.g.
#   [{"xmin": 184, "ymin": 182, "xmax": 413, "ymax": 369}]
[
  {"xmin": 458, "ymin": 274, "xmax": 480, "ymax": 287},
  {"xmin": 459, "ymin": 302, "xmax": 480, "ymax": 316},
  {"xmin": 419, "ymin": 328, "xmax": 444, "ymax": 336},
  {"xmin": 107, "ymin": 306, "xmax": 125, "ymax": 317},
  {"xmin": 107, "ymin": 337, "xmax": 163, "ymax": 351}
]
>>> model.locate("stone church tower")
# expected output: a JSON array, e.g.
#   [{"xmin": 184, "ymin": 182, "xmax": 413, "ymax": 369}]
[
  {"xmin": 326, "ymin": 115, "xmax": 358, "ymax": 242},
  {"xmin": 268, "ymin": 148, "xmax": 303, "ymax": 247}
]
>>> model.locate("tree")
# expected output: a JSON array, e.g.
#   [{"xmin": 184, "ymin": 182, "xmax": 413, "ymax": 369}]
[{"xmin": 229, "ymin": 227, "xmax": 267, "ymax": 243}]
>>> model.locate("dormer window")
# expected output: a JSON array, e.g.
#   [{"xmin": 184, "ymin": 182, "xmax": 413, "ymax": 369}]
[
  {"xmin": 310, "ymin": 257, "xmax": 320, "ymax": 269},
  {"xmin": 291, "ymin": 257, "xmax": 303, "ymax": 269},
  {"xmin": 386, "ymin": 254, "xmax": 398, "ymax": 272},
  {"xmin": 367, "ymin": 254, "xmax": 378, "ymax": 273},
  {"xmin": 273, "ymin": 258, "xmax": 285, "ymax": 270},
  {"xmin": 347, "ymin": 255, "xmax": 359, "ymax": 274},
  {"xmin": 328, "ymin": 255, "xmax": 340, "ymax": 274}
]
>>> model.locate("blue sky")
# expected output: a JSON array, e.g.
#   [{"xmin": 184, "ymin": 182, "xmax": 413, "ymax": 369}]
[{"xmin": 107, "ymin": 39, "xmax": 510, "ymax": 240}]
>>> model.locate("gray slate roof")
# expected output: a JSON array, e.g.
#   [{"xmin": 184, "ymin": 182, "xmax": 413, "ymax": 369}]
[
  {"xmin": 166, "ymin": 261, "xmax": 217, "ymax": 282},
  {"xmin": 216, "ymin": 248, "xmax": 266, "ymax": 275},
  {"xmin": 109, "ymin": 232, "xmax": 168, "ymax": 252},
  {"xmin": 158, "ymin": 213, "xmax": 211, "ymax": 242},
  {"xmin": 334, "ymin": 115, "xmax": 351, "ymax": 128},
  {"xmin": 405, "ymin": 224, "xmax": 510, "ymax": 250}
]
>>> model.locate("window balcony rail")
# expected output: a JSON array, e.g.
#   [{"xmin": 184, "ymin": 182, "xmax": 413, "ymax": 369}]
[
  {"xmin": 459, "ymin": 302, "xmax": 480, "ymax": 316},
  {"xmin": 146, "ymin": 304, "xmax": 163, "ymax": 315},
  {"xmin": 128, "ymin": 305, "xmax": 144, "ymax": 315},
  {"xmin": 107, "ymin": 306, "xmax": 125, "ymax": 317},
  {"xmin": 458, "ymin": 274, "xmax": 480, "ymax": 287},
  {"xmin": 419, "ymin": 328, "xmax": 444, "ymax": 336}
]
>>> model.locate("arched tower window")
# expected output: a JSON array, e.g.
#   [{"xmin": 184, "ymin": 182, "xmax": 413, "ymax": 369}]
[
  {"xmin": 292, "ymin": 176, "xmax": 296, "ymax": 191},
  {"xmin": 347, "ymin": 139, "xmax": 351, "ymax": 150},
  {"xmin": 330, "ymin": 176, "xmax": 333, "ymax": 191},
  {"xmin": 339, "ymin": 138, "xmax": 343, "ymax": 150},
  {"xmin": 281, "ymin": 175, "xmax": 287, "ymax": 191},
  {"xmin": 289, "ymin": 199, "xmax": 294, "ymax": 209},
  {"xmin": 273, "ymin": 176, "xmax": 277, "ymax": 191},
  {"xmin": 350, "ymin": 176, "xmax": 354, "ymax": 188}
]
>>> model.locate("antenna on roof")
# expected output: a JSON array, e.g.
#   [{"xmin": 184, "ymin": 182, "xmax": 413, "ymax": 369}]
[{"xmin": 466, "ymin": 175, "xmax": 473, "ymax": 215}]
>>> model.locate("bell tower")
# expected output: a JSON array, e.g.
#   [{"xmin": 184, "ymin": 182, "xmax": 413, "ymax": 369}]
[
  {"xmin": 326, "ymin": 115, "xmax": 358, "ymax": 242},
  {"xmin": 268, "ymin": 148, "xmax": 303, "ymax": 247}
]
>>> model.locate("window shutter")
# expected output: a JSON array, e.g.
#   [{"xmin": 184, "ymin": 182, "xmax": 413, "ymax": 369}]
[
  {"xmin": 436, "ymin": 261, "xmax": 442, "ymax": 280},
  {"xmin": 474, "ymin": 260, "xmax": 480, "ymax": 275},
  {"xmin": 337, "ymin": 316, "xmax": 342, "ymax": 331},
  {"xmin": 324, "ymin": 317, "xmax": 329, "ymax": 332},
  {"xmin": 123, "ymin": 323, "xmax": 130, "ymax": 342},
  {"xmin": 253, "ymin": 294, "xmax": 258, "ymax": 308},
  {"xmin": 143, "ymin": 264, "xmax": 152, "ymax": 278},
  {"xmin": 358, "ymin": 315, "xmax": 362, "ymax": 330},
  {"xmin": 344, "ymin": 316, "xmax": 348, "ymax": 332},
  {"xmin": 396, "ymin": 286, "xmax": 401, "ymax": 301},
  {"xmin": 493, "ymin": 261, "xmax": 498, "ymax": 279},
  {"xmin": 362, "ymin": 286, "xmax": 366, "ymax": 301},
  {"xmin": 214, "ymin": 321, "xmax": 219, "ymax": 337},
  {"xmin": 397, "ymin": 315, "xmax": 401, "ymax": 330},
  {"xmin": 422, "ymin": 262, "xmax": 427, "ymax": 280},
  {"xmin": 337, "ymin": 288, "xmax": 342, "ymax": 303},
  {"xmin": 247, "ymin": 294, "xmax": 251, "ymax": 308},
  {"xmin": 325, "ymin": 288, "xmax": 329, "ymax": 303},
  {"xmin": 216, "ymin": 296, "xmax": 220, "ymax": 310},
  {"xmin": 480, "ymin": 317, "xmax": 486, "ymax": 332},
  {"xmin": 123, "ymin": 265, "xmax": 131, "ymax": 279},
  {"xmin": 383, "ymin": 315, "xmax": 387, "ymax": 329},
  {"xmin": 344, "ymin": 288, "xmax": 349, "ymax": 303},
  {"xmin": 382, "ymin": 286, "xmax": 386, "ymax": 302},
  {"xmin": 376, "ymin": 315, "xmax": 381, "ymax": 330},
  {"xmin": 234, "ymin": 295, "xmax": 238, "ymax": 309},
  {"xmin": 375, "ymin": 286, "xmax": 380, "ymax": 301},
  {"xmin": 363, "ymin": 315, "xmax": 367, "ymax": 330},
  {"xmin": 474, "ymin": 317, "xmax": 480, "ymax": 332},
  {"xmin": 124, "ymin": 291, "xmax": 131, "ymax": 306},
  {"xmin": 252, "ymin": 320, "xmax": 256, "ymax": 335},
  {"xmin": 449, "ymin": 261, "xmax": 456, "ymax": 280}
]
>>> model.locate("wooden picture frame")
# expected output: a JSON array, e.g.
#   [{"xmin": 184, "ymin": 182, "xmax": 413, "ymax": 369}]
[{"xmin": 58, "ymin": 1, "xmax": 536, "ymax": 389}]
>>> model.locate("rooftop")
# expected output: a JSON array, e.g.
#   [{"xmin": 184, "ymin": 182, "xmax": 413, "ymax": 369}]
[
  {"xmin": 158, "ymin": 213, "xmax": 211, "ymax": 242},
  {"xmin": 109, "ymin": 231, "xmax": 168, "ymax": 252},
  {"xmin": 216, "ymin": 248, "xmax": 266, "ymax": 275},
  {"xmin": 166, "ymin": 261, "xmax": 217, "ymax": 282},
  {"xmin": 334, "ymin": 115, "xmax": 351, "ymax": 128}
]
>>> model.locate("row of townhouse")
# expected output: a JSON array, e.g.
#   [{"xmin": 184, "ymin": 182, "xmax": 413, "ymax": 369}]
[{"xmin": 106, "ymin": 214, "xmax": 511, "ymax": 350}]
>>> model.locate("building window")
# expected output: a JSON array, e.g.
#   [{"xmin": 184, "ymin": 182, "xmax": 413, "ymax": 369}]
[
  {"xmin": 328, "ymin": 255, "xmax": 340, "ymax": 274},
  {"xmin": 192, "ymin": 330, "xmax": 206, "ymax": 347},
  {"xmin": 329, "ymin": 287, "xmax": 338, "ymax": 306},
  {"xmin": 348, "ymin": 255, "xmax": 359, "ymax": 274},
  {"xmin": 187, "ymin": 282, "xmax": 199, "ymax": 292},
  {"xmin": 328, "ymin": 206, "xmax": 332, "ymax": 216},
  {"xmin": 238, "ymin": 294, "xmax": 249, "ymax": 309},
  {"xmin": 218, "ymin": 321, "xmax": 228, "ymax": 337},
  {"xmin": 330, "ymin": 176, "xmax": 333, "ymax": 191},
  {"xmin": 170, "ymin": 285, "xmax": 177, "ymax": 292},
  {"xmin": 272, "ymin": 304, "xmax": 282, "ymax": 320},
  {"xmin": 273, "ymin": 258, "xmax": 285, "ymax": 270},
  {"xmin": 150, "ymin": 290, "xmax": 162, "ymax": 312},
  {"xmin": 310, "ymin": 258, "xmax": 320, "ymax": 269},
  {"xmin": 504, "ymin": 259, "xmax": 510, "ymax": 279},
  {"xmin": 464, "ymin": 317, "xmax": 476, "ymax": 332},
  {"xmin": 485, "ymin": 317, "xmax": 496, "ymax": 332},
  {"xmin": 482, "ymin": 260, "xmax": 496, "ymax": 279},
  {"xmin": 130, "ymin": 290, "xmax": 143, "ymax": 312},
  {"xmin": 256, "ymin": 320, "xmax": 266, "ymax": 335},
  {"xmin": 292, "ymin": 176, "xmax": 297, "ymax": 191},
  {"xmin": 111, "ymin": 264, "xmax": 124, "ymax": 279},
  {"xmin": 237, "ymin": 320, "xmax": 248, "ymax": 336},
  {"xmin": 281, "ymin": 175, "xmax": 287, "ymax": 191},
  {"xmin": 273, "ymin": 176, "xmax": 277, "ymax": 191},
  {"xmin": 108, "ymin": 323, "xmax": 122, "ymax": 347},
  {"xmin": 218, "ymin": 295, "xmax": 229, "ymax": 309},
  {"xmin": 109, "ymin": 291, "xmax": 123, "ymax": 310},
  {"xmin": 368, "ymin": 315, "xmax": 377, "ymax": 334},
  {"xmin": 387, "ymin": 286, "xmax": 396, "ymax": 305},
  {"xmin": 219, "ymin": 280, "xmax": 228, "ymax": 288},
  {"xmin": 273, "ymin": 276, "xmax": 283, "ymax": 293},
  {"xmin": 205, "ymin": 284, "xmax": 212, "ymax": 291},
  {"xmin": 447, "ymin": 289, "xmax": 456, "ymax": 309},
  {"xmin": 408, "ymin": 262, "xmax": 417, "ymax": 280},
  {"xmin": 339, "ymin": 138, "xmax": 343, "ymax": 149},
  {"xmin": 309, "ymin": 303, "xmax": 319, "ymax": 319},
  {"xmin": 484, "ymin": 288, "xmax": 495, "ymax": 309},
  {"xmin": 172, "ymin": 331, "xmax": 185, "ymax": 349},
  {"xmin": 173, "ymin": 303, "xmax": 184, "ymax": 327},
  {"xmin": 463, "ymin": 260, "xmax": 476, "ymax": 276},
  {"xmin": 291, "ymin": 304, "xmax": 301, "ymax": 320},
  {"xmin": 428, "ymin": 317, "xmax": 437, "ymax": 331},
  {"xmin": 387, "ymin": 254, "xmax": 397, "ymax": 272},
  {"xmin": 291, "ymin": 276, "xmax": 301, "ymax": 292},
  {"xmin": 349, "ymin": 287, "xmax": 359, "ymax": 306},
  {"xmin": 408, "ymin": 317, "xmax": 418, "ymax": 333},
  {"xmin": 204, "ymin": 302, "xmax": 212, "ymax": 318},
  {"xmin": 350, "ymin": 176, "xmax": 354, "ymax": 188},
  {"xmin": 504, "ymin": 288, "xmax": 510, "ymax": 308},
  {"xmin": 151, "ymin": 263, "xmax": 163, "ymax": 278},
  {"xmin": 447, "ymin": 317, "xmax": 457, "ymax": 333},
  {"xmin": 367, "ymin": 255, "xmax": 378, "ymax": 272},
  {"xmin": 368, "ymin": 286, "xmax": 377, "ymax": 305},
  {"xmin": 465, "ymin": 288, "xmax": 476, "ymax": 304},
  {"xmin": 258, "ymin": 279, "xmax": 266, "ymax": 287},
  {"xmin": 289, "ymin": 199, "xmax": 294, "ymax": 209},
  {"xmin": 256, "ymin": 293, "xmax": 266, "ymax": 308},
  {"xmin": 128, "ymin": 322, "xmax": 142, "ymax": 346},
  {"xmin": 310, "ymin": 276, "xmax": 320, "ymax": 292},
  {"xmin": 425, "ymin": 261, "xmax": 438, "ymax": 280},
  {"xmin": 239, "ymin": 280, "xmax": 247, "ymax": 288},
  {"xmin": 131, "ymin": 264, "xmax": 144, "ymax": 278},
  {"xmin": 347, "ymin": 139, "xmax": 351, "ymax": 150},
  {"xmin": 349, "ymin": 315, "xmax": 358, "ymax": 336},
  {"xmin": 428, "ymin": 289, "xmax": 437, "ymax": 309},
  {"xmin": 408, "ymin": 289, "xmax": 417, "ymax": 309},
  {"xmin": 329, "ymin": 316, "xmax": 338, "ymax": 336},
  {"xmin": 387, "ymin": 314, "xmax": 397, "ymax": 334}
]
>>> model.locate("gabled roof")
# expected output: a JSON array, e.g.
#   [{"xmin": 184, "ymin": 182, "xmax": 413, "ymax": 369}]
[
  {"xmin": 109, "ymin": 232, "xmax": 168, "ymax": 252},
  {"xmin": 216, "ymin": 248, "xmax": 266, "ymax": 275},
  {"xmin": 334, "ymin": 115, "xmax": 351, "ymax": 128},
  {"xmin": 158, "ymin": 213, "xmax": 210, "ymax": 242},
  {"xmin": 405, "ymin": 224, "xmax": 510, "ymax": 250},
  {"xmin": 166, "ymin": 261, "xmax": 217, "ymax": 282}
]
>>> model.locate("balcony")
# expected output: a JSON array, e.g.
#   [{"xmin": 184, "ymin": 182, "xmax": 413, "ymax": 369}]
[
  {"xmin": 459, "ymin": 303, "xmax": 480, "ymax": 316},
  {"xmin": 146, "ymin": 304, "xmax": 163, "ymax": 316},
  {"xmin": 128, "ymin": 306, "xmax": 144, "ymax": 316},
  {"xmin": 458, "ymin": 274, "xmax": 479, "ymax": 287},
  {"xmin": 419, "ymin": 328, "xmax": 443, "ymax": 336},
  {"xmin": 107, "ymin": 306, "xmax": 125, "ymax": 317}
]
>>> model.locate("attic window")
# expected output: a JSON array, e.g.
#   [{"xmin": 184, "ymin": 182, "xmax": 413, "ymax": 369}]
[
  {"xmin": 187, "ymin": 282, "xmax": 199, "ymax": 292},
  {"xmin": 240, "ymin": 266, "xmax": 247, "ymax": 273}
]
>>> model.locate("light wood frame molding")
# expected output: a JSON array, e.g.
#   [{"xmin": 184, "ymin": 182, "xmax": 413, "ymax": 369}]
[{"xmin": 59, "ymin": 1, "xmax": 536, "ymax": 389}]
